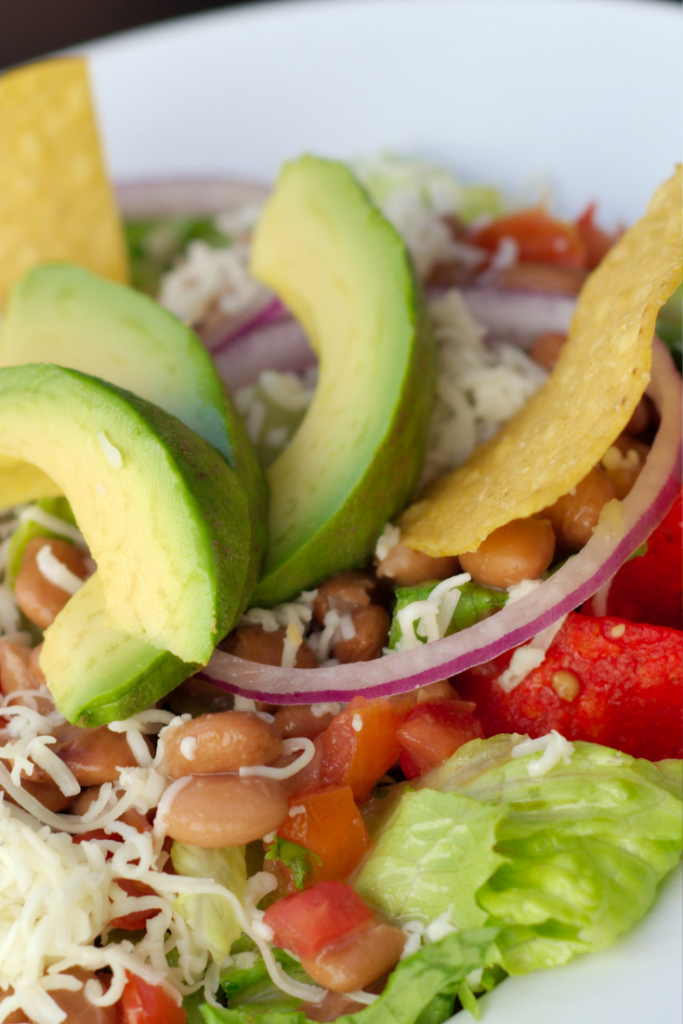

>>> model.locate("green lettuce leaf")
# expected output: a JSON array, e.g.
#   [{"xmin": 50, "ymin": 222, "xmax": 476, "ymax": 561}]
[
  {"xmin": 420, "ymin": 736, "xmax": 683, "ymax": 974},
  {"xmin": 200, "ymin": 928, "xmax": 498, "ymax": 1024},
  {"xmin": 124, "ymin": 215, "xmax": 230, "ymax": 295},
  {"xmin": 220, "ymin": 947, "xmax": 312, "ymax": 1013},
  {"xmin": 6, "ymin": 497, "xmax": 77, "ymax": 586},
  {"xmin": 388, "ymin": 580, "xmax": 507, "ymax": 649},
  {"xmin": 264, "ymin": 837, "xmax": 322, "ymax": 892},
  {"xmin": 171, "ymin": 843, "xmax": 247, "ymax": 961},
  {"xmin": 355, "ymin": 788, "xmax": 504, "ymax": 928}
]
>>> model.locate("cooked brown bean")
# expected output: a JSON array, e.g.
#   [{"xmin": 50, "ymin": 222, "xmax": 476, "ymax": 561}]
[
  {"xmin": 414, "ymin": 679, "xmax": 459, "ymax": 704},
  {"xmin": 7, "ymin": 775, "xmax": 75, "ymax": 813},
  {"xmin": 162, "ymin": 774, "xmax": 288, "ymax": 847},
  {"xmin": 224, "ymin": 626, "xmax": 319, "ymax": 668},
  {"xmin": 70, "ymin": 785, "xmax": 152, "ymax": 832},
  {"xmin": 376, "ymin": 542, "xmax": 460, "ymax": 587},
  {"xmin": 48, "ymin": 722, "xmax": 150, "ymax": 786},
  {"xmin": 332, "ymin": 604, "xmax": 390, "ymax": 663},
  {"xmin": 495, "ymin": 262, "xmax": 587, "ymax": 294},
  {"xmin": 14, "ymin": 537, "xmax": 89, "ymax": 629},
  {"xmin": 529, "ymin": 330, "xmax": 567, "ymax": 371},
  {"xmin": 312, "ymin": 571, "xmax": 376, "ymax": 625},
  {"xmin": 160, "ymin": 711, "xmax": 283, "ymax": 779},
  {"xmin": 166, "ymin": 675, "xmax": 235, "ymax": 717},
  {"xmin": 273, "ymin": 704, "xmax": 337, "ymax": 740},
  {"xmin": 625, "ymin": 397, "xmax": 650, "ymax": 435},
  {"xmin": 601, "ymin": 434, "xmax": 649, "ymax": 500},
  {"xmin": 302, "ymin": 991, "xmax": 369, "ymax": 1022},
  {"xmin": 0, "ymin": 641, "xmax": 36, "ymax": 694},
  {"xmin": 459, "ymin": 517, "xmax": 556, "ymax": 589},
  {"xmin": 301, "ymin": 921, "xmax": 406, "ymax": 993},
  {"xmin": 543, "ymin": 465, "xmax": 616, "ymax": 551},
  {"xmin": 15, "ymin": 970, "xmax": 118, "ymax": 1024}
]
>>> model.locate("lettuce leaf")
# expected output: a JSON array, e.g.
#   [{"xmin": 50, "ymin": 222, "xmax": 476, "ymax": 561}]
[
  {"xmin": 420, "ymin": 736, "xmax": 683, "ymax": 973},
  {"xmin": 355, "ymin": 788, "xmax": 504, "ymax": 927},
  {"xmin": 171, "ymin": 842, "xmax": 247, "ymax": 961},
  {"xmin": 200, "ymin": 928, "xmax": 498, "ymax": 1024},
  {"xmin": 388, "ymin": 580, "xmax": 507, "ymax": 649}
]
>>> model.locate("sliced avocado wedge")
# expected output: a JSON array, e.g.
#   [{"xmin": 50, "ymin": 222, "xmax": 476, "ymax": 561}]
[
  {"xmin": 40, "ymin": 574, "xmax": 193, "ymax": 726},
  {"xmin": 249, "ymin": 156, "xmax": 435, "ymax": 606},
  {"xmin": 0, "ymin": 364, "xmax": 251, "ymax": 667},
  {"xmin": 0, "ymin": 264, "xmax": 268, "ymax": 583}
]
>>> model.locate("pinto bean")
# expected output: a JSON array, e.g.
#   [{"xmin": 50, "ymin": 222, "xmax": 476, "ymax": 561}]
[
  {"xmin": 0, "ymin": 641, "xmax": 35, "ymax": 694},
  {"xmin": 376, "ymin": 542, "xmax": 460, "ymax": 587},
  {"xmin": 70, "ymin": 785, "xmax": 152, "ymax": 832},
  {"xmin": 162, "ymin": 774, "xmax": 288, "ymax": 847},
  {"xmin": 414, "ymin": 679, "xmax": 459, "ymax": 704},
  {"xmin": 301, "ymin": 921, "xmax": 406, "ymax": 993},
  {"xmin": 625, "ymin": 397, "xmax": 650, "ymax": 436},
  {"xmin": 49, "ymin": 722, "xmax": 151, "ymax": 786},
  {"xmin": 601, "ymin": 434, "xmax": 649, "ymax": 500},
  {"xmin": 302, "ymin": 991, "xmax": 370, "ymax": 1022},
  {"xmin": 529, "ymin": 330, "xmax": 567, "ymax": 371},
  {"xmin": 459, "ymin": 517, "xmax": 556, "ymax": 589},
  {"xmin": 312, "ymin": 572, "xmax": 376, "ymax": 625},
  {"xmin": 273, "ymin": 705, "xmax": 337, "ymax": 740},
  {"xmin": 332, "ymin": 605, "xmax": 390, "ymax": 663},
  {"xmin": 14, "ymin": 537, "xmax": 89, "ymax": 629},
  {"xmin": 160, "ymin": 711, "xmax": 283, "ymax": 779},
  {"xmin": 6, "ymin": 774, "xmax": 76, "ymax": 813},
  {"xmin": 28, "ymin": 970, "xmax": 117, "ymax": 1024},
  {"xmin": 224, "ymin": 626, "xmax": 319, "ymax": 668},
  {"xmin": 543, "ymin": 465, "xmax": 617, "ymax": 551}
]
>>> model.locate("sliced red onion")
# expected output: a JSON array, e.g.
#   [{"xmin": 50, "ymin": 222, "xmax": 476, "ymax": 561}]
[
  {"xmin": 449, "ymin": 285, "xmax": 576, "ymax": 347},
  {"xmin": 200, "ymin": 337, "xmax": 681, "ymax": 703},
  {"xmin": 214, "ymin": 318, "xmax": 315, "ymax": 395},
  {"xmin": 203, "ymin": 296, "xmax": 286, "ymax": 355},
  {"xmin": 116, "ymin": 177, "xmax": 269, "ymax": 218}
]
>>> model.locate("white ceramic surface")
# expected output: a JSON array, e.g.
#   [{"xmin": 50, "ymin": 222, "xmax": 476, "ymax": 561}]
[{"xmin": 79, "ymin": 2, "xmax": 681, "ymax": 1021}]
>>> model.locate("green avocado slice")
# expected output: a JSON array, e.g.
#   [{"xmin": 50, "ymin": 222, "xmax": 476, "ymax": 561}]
[
  {"xmin": 0, "ymin": 363, "xmax": 251, "ymax": 674},
  {"xmin": 249, "ymin": 156, "xmax": 436, "ymax": 607},
  {"xmin": 0, "ymin": 268, "xmax": 267, "ymax": 722}
]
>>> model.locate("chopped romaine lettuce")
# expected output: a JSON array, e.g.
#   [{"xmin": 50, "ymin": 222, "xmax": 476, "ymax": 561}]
[
  {"xmin": 264, "ymin": 837, "xmax": 322, "ymax": 892},
  {"xmin": 171, "ymin": 843, "xmax": 247, "ymax": 961},
  {"xmin": 125, "ymin": 215, "xmax": 230, "ymax": 295},
  {"xmin": 200, "ymin": 928, "xmax": 498, "ymax": 1024},
  {"xmin": 220, "ymin": 946, "xmax": 312, "ymax": 1014},
  {"xmin": 355, "ymin": 788, "xmax": 504, "ymax": 928},
  {"xmin": 388, "ymin": 580, "xmax": 507, "ymax": 649}
]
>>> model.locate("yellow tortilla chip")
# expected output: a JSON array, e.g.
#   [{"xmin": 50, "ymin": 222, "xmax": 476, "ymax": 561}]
[
  {"xmin": 0, "ymin": 58, "xmax": 128, "ymax": 308},
  {"xmin": 400, "ymin": 167, "xmax": 683, "ymax": 557}
]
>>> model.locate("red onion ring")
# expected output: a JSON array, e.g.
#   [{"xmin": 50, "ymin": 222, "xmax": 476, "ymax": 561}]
[
  {"xmin": 201, "ymin": 338, "xmax": 681, "ymax": 703},
  {"xmin": 456, "ymin": 285, "xmax": 576, "ymax": 347}
]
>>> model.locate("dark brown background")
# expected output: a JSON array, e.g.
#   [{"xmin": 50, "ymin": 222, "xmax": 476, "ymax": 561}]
[{"xmin": 1, "ymin": 0, "xmax": 680, "ymax": 70}]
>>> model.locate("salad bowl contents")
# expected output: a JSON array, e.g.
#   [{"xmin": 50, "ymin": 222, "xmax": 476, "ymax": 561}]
[{"xmin": 0, "ymin": 52, "xmax": 681, "ymax": 1024}]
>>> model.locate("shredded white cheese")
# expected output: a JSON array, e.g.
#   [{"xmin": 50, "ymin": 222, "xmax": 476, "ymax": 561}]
[
  {"xmin": 374, "ymin": 522, "xmax": 402, "ymax": 563},
  {"xmin": 179, "ymin": 736, "xmax": 197, "ymax": 761},
  {"xmin": 16, "ymin": 506, "xmax": 84, "ymax": 547},
  {"xmin": 511, "ymin": 730, "xmax": 575, "ymax": 777},
  {"xmin": 281, "ymin": 623, "xmax": 303, "ymax": 669},
  {"xmin": 239, "ymin": 737, "xmax": 315, "ymax": 780},
  {"xmin": 351, "ymin": 714, "xmax": 363, "ymax": 733},
  {"xmin": 310, "ymin": 702, "xmax": 341, "ymax": 719},
  {"xmin": 35, "ymin": 545, "xmax": 84, "ymax": 595},
  {"xmin": 394, "ymin": 573, "xmax": 471, "ymax": 651},
  {"xmin": 497, "ymin": 615, "xmax": 568, "ymax": 692}
]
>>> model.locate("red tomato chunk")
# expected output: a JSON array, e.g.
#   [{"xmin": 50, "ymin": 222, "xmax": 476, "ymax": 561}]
[
  {"xmin": 397, "ymin": 700, "xmax": 484, "ymax": 779},
  {"xmin": 456, "ymin": 611, "xmax": 683, "ymax": 761},
  {"xmin": 469, "ymin": 208, "xmax": 587, "ymax": 268},
  {"xmin": 118, "ymin": 972, "xmax": 186, "ymax": 1024},
  {"xmin": 277, "ymin": 785, "xmax": 370, "ymax": 882},
  {"xmin": 584, "ymin": 487, "xmax": 683, "ymax": 631},
  {"xmin": 320, "ymin": 697, "xmax": 407, "ymax": 801},
  {"xmin": 263, "ymin": 881, "xmax": 373, "ymax": 960}
]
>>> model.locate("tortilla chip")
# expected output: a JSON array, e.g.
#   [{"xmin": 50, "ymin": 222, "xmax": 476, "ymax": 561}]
[
  {"xmin": 0, "ymin": 58, "xmax": 128, "ymax": 308},
  {"xmin": 400, "ymin": 167, "xmax": 682, "ymax": 557}
]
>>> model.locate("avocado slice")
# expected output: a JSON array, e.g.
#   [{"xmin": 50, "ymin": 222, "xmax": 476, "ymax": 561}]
[
  {"xmin": 0, "ymin": 364, "xmax": 251, "ymax": 715},
  {"xmin": 0, "ymin": 263, "xmax": 267, "ymax": 583},
  {"xmin": 249, "ymin": 156, "xmax": 436, "ymax": 606},
  {"xmin": 0, "ymin": 269, "xmax": 268, "ymax": 723}
]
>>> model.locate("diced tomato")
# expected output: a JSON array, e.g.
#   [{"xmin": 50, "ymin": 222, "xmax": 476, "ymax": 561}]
[
  {"xmin": 276, "ymin": 785, "xmax": 370, "ymax": 882},
  {"xmin": 109, "ymin": 878, "xmax": 160, "ymax": 930},
  {"xmin": 584, "ymin": 488, "xmax": 682, "ymax": 631},
  {"xmin": 469, "ymin": 208, "xmax": 587, "ymax": 268},
  {"xmin": 285, "ymin": 733, "xmax": 324, "ymax": 795},
  {"xmin": 118, "ymin": 972, "xmax": 185, "ymax": 1024},
  {"xmin": 263, "ymin": 881, "xmax": 373, "ymax": 960},
  {"xmin": 397, "ymin": 700, "xmax": 485, "ymax": 779},
  {"xmin": 574, "ymin": 202, "xmax": 620, "ymax": 269},
  {"xmin": 320, "ymin": 697, "xmax": 408, "ymax": 801},
  {"xmin": 456, "ymin": 612, "xmax": 683, "ymax": 761}
]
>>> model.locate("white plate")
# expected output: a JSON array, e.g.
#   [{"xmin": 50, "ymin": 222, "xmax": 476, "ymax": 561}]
[{"xmin": 80, "ymin": 2, "xmax": 682, "ymax": 1021}]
